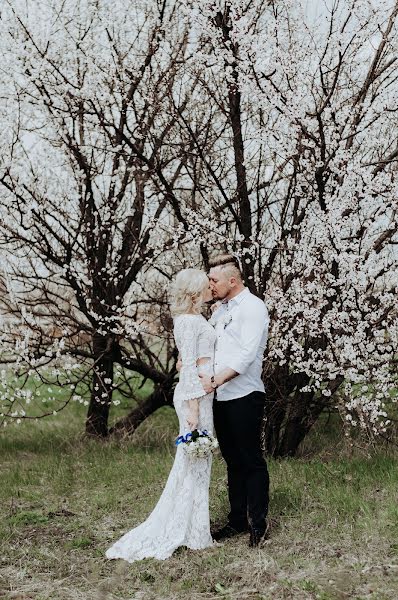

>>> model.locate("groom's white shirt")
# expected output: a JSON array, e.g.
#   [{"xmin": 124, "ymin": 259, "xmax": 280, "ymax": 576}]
[{"xmin": 211, "ymin": 287, "xmax": 269, "ymax": 401}]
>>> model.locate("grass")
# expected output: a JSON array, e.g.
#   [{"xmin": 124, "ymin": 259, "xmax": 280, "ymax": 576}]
[{"xmin": 0, "ymin": 401, "xmax": 397, "ymax": 600}]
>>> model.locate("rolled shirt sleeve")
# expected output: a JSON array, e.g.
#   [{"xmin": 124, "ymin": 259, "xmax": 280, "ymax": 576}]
[{"xmin": 226, "ymin": 301, "xmax": 269, "ymax": 375}]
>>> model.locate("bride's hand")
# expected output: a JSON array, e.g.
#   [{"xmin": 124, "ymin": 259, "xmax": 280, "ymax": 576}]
[
  {"xmin": 187, "ymin": 409, "xmax": 199, "ymax": 431},
  {"xmin": 175, "ymin": 352, "xmax": 182, "ymax": 372},
  {"xmin": 187, "ymin": 398, "xmax": 199, "ymax": 431}
]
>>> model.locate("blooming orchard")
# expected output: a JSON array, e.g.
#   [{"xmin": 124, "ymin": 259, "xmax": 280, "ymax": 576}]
[{"xmin": 0, "ymin": 0, "xmax": 397, "ymax": 454}]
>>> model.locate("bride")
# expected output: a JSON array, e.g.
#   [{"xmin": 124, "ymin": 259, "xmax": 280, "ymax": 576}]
[{"xmin": 106, "ymin": 268, "xmax": 216, "ymax": 562}]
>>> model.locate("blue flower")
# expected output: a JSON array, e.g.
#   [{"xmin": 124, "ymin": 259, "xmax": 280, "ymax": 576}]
[{"xmin": 175, "ymin": 429, "xmax": 212, "ymax": 446}]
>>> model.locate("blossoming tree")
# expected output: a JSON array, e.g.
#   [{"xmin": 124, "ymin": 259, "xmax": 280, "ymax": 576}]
[
  {"xmin": 0, "ymin": 0, "xmax": 193, "ymax": 436},
  {"xmin": 0, "ymin": 0, "xmax": 397, "ymax": 455},
  {"xmin": 170, "ymin": 0, "xmax": 398, "ymax": 454}
]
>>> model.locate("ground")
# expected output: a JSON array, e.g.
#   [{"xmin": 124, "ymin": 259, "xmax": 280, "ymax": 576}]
[{"xmin": 1, "ymin": 403, "xmax": 397, "ymax": 600}]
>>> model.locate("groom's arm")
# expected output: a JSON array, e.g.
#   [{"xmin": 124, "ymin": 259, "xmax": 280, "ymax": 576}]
[
  {"xmin": 200, "ymin": 301, "xmax": 269, "ymax": 393},
  {"xmin": 199, "ymin": 367, "xmax": 238, "ymax": 393}
]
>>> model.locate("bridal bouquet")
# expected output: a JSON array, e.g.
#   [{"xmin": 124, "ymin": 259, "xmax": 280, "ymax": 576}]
[{"xmin": 175, "ymin": 429, "xmax": 219, "ymax": 458}]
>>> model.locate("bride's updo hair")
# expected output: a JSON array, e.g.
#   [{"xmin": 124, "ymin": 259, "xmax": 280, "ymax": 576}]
[{"xmin": 170, "ymin": 268, "xmax": 209, "ymax": 317}]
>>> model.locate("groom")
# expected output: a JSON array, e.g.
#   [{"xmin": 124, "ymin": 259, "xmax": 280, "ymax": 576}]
[{"xmin": 200, "ymin": 254, "xmax": 270, "ymax": 547}]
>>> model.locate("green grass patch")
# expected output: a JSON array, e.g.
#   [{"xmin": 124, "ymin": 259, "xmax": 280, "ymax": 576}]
[
  {"xmin": 0, "ymin": 398, "xmax": 397, "ymax": 599},
  {"xmin": 66, "ymin": 536, "xmax": 94, "ymax": 550},
  {"xmin": 8, "ymin": 510, "xmax": 50, "ymax": 526}
]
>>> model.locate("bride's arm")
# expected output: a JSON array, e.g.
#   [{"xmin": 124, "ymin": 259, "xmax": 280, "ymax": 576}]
[
  {"xmin": 187, "ymin": 398, "xmax": 199, "ymax": 430},
  {"xmin": 174, "ymin": 317, "xmax": 206, "ymax": 431}
]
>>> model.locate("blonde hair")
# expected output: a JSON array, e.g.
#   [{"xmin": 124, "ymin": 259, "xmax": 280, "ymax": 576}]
[{"xmin": 170, "ymin": 269, "xmax": 209, "ymax": 317}]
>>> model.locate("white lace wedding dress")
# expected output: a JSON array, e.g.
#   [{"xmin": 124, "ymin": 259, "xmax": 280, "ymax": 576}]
[{"xmin": 106, "ymin": 313, "xmax": 216, "ymax": 562}]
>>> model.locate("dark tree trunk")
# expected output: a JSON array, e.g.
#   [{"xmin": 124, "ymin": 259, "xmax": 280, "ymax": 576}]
[
  {"xmin": 263, "ymin": 366, "xmax": 341, "ymax": 457},
  {"xmin": 214, "ymin": 7, "xmax": 256, "ymax": 291},
  {"xmin": 264, "ymin": 392, "xmax": 320, "ymax": 458},
  {"xmin": 263, "ymin": 366, "xmax": 290, "ymax": 456},
  {"xmin": 278, "ymin": 393, "xmax": 322, "ymax": 457},
  {"xmin": 109, "ymin": 384, "xmax": 174, "ymax": 436},
  {"xmin": 85, "ymin": 333, "xmax": 114, "ymax": 437}
]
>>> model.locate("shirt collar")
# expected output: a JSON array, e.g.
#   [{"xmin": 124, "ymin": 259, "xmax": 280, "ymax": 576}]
[{"xmin": 225, "ymin": 287, "xmax": 249, "ymax": 307}]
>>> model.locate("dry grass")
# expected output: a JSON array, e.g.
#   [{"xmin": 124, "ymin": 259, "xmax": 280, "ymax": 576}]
[{"xmin": 0, "ymin": 404, "xmax": 397, "ymax": 600}]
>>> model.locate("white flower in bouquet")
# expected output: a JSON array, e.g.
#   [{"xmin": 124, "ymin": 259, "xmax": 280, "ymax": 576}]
[{"xmin": 175, "ymin": 429, "xmax": 219, "ymax": 458}]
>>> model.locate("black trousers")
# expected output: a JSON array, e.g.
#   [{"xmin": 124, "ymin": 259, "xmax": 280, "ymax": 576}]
[{"xmin": 213, "ymin": 391, "xmax": 269, "ymax": 532}]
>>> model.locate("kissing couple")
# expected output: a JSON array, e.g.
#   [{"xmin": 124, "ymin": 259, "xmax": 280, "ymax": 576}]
[{"xmin": 106, "ymin": 254, "xmax": 270, "ymax": 562}]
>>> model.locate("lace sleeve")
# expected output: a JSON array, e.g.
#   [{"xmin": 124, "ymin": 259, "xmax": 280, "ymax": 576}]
[{"xmin": 175, "ymin": 316, "xmax": 207, "ymax": 401}]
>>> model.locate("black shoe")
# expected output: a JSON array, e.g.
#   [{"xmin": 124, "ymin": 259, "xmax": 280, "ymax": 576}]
[
  {"xmin": 212, "ymin": 524, "xmax": 247, "ymax": 541},
  {"xmin": 249, "ymin": 521, "xmax": 270, "ymax": 548}
]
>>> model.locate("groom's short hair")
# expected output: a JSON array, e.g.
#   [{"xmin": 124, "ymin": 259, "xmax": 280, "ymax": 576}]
[{"xmin": 208, "ymin": 254, "xmax": 242, "ymax": 281}]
